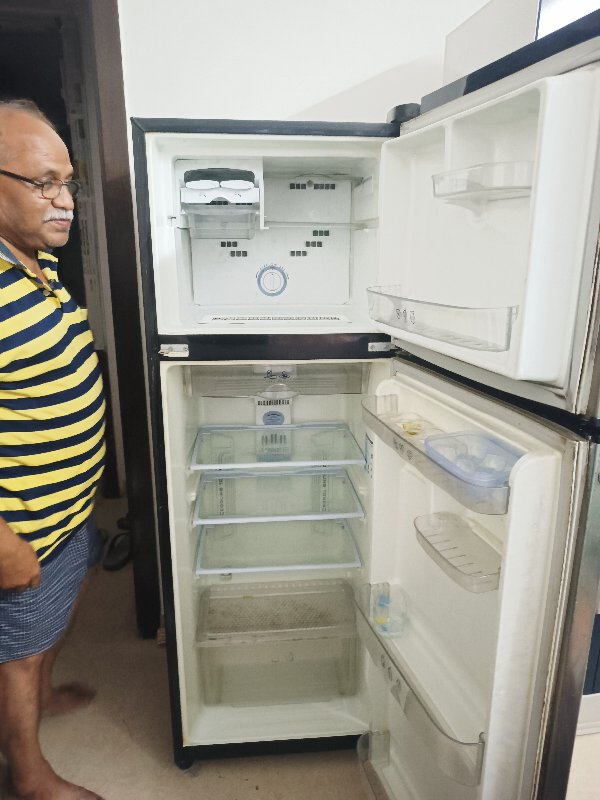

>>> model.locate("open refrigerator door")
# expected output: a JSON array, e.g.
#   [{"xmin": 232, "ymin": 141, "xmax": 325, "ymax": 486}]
[{"xmin": 159, "ymin": 357, "xmax": 589, "ymax": 800}]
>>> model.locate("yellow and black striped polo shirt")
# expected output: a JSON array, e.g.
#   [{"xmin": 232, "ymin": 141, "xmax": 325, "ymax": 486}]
[{"xmin": 0, "ymin": 242, "xmax": 105, "ymax": 562}]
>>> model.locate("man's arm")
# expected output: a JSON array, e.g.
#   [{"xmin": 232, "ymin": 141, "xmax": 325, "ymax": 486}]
[{"xmin": 0, "ymin": 517, "xmax": 40, "ymax": 591}]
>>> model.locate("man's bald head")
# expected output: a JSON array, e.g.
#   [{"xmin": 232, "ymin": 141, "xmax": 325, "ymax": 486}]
[
  {"xmin": 0, "ymin": 100, "xmax": 74, "ymax": 261},
  {"xmin": 0, "ymin": 100, "xmax": 57, "ymax": 166}
]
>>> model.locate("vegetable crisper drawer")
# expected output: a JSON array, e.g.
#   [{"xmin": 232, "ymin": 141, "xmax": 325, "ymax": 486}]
[
  {"xmin": 190, "ymin": 422, "xmax": 364, "ymax": 471},
  {"xmin": 192, "ymin": 468, "xmax": 364, "ymax": 525},
  {"xmin": 196, "ymin": 580, "xmax": 358, "ymax": 706}
]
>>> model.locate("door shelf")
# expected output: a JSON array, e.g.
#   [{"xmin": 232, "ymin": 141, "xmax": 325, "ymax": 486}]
[
  {"xmin": 356, "ymin": 607, "xmax": 485, "ymax": 787},
  {"xmin": 362, "ymin": 396, "xmax": 511, "ymax": 514},
  {"xmin": 192, "ymin": 467, "xmax": 365, "ymax": 526},
  {"xmin": 414, "ymin": 513, "xmax": 501, "ymax": 593},
  {"xmin": 195, "ymin": 579, "xmax": 357, "ymax": 646},
  {"xmin": 190, "ymin": 422, "xmax": 365, "ymax": 471},
  {"xmin": 431, "ymin": 160, "xmax": 533, "ymax": 206},
  {"xmin": 367, "ymin": 287, "xmax": 517, "ymax": 352},
  {"xmin": 194, "ymin": 519, "xmax": 362, "ymax": 575}
]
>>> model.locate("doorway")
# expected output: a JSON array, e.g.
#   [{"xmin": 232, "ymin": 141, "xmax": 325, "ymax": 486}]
[{"xmin": 0, "ymin": 0, "xmax": 161, "ymax": 638}]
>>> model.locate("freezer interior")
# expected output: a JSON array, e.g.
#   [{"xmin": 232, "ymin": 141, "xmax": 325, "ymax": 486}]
[
  {"xmin": 160, "ymin": 359, "xmax": 580, "ymax": 799},
  {"xmin": 145, "ymin": 134, "xmax": 382, "ymax": 335}
]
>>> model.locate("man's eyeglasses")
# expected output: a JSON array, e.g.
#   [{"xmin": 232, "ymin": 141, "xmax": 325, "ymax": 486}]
[{"xmin": 0, "ymin": 168, "xmax": 81, "ymax": 200}]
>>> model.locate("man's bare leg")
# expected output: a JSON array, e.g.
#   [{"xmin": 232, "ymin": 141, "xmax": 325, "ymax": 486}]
[
  {"xmin": 39, "ymin": 639, "xmax": 95, "ymax": 717},
  {"xmin": 39, "ymin": 575, "xmax": 96, "ymax": 717},
  {"xmin": 0, "ymin": 654, "xmax": 102, "ymax": 799}
]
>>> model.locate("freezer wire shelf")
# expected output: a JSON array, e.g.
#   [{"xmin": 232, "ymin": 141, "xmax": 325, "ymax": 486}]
[
  {"xmin": 192, "ymin": 467, "xmax": 365, "ymax": 526},
  {"xmin": 367, "ymin": 288, "xmax": 517, "ymax": 352},
  {"xmin": 355, "ymin": 607, "xmax": 485, "ymax": 787},
  {"xmin": 414, "ymin": 513, "xmax": 501, "ymax": 593},
  {"xmin": 362, "ymin": 396, "xmax": 513, "ymax": 514},
  {"xmin": 431, "ymin": 160, "xmax": 533, "ymax": 206},
  {"xmin": 190, "ymin": 422, "xmax": 365, "ymax": 471},
  {"xmin": 196, "ymin": 579, "xmax": 356, "ymax": 646},
  {"xmin": 194, "ymin": 519, "xmax": 362, "ymax": 575}
]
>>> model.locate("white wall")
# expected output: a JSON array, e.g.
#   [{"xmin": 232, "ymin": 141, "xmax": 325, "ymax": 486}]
[
  {"xmin": 443, "ymin": 0, "xmax": 540, "ymax": 84},
  {"xmin": 116, "ymin": 0, "xmax": 489, "ymax": 123}
]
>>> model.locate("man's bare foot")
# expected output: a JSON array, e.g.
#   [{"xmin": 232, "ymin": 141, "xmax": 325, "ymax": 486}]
[
  {"xmin": 10, "ymin": 766, "xmax": 103, "ymax": 799},
  {"xmin": 41, "ymin": 682, "xmax": 97, "ymax": 717}
]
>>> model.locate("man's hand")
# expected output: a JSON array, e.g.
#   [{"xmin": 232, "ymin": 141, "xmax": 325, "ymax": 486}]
[{"xmin": 0, "ymin": 519, "xmax": 40, "ymax": 591}]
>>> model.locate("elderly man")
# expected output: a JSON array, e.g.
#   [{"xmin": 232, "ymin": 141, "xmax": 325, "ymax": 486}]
[{"xmin": 0, "ymin": 100, "xmax": 105, "ymax": 800}]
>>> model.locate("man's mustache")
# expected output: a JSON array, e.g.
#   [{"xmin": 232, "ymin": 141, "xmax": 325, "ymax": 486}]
[{"xmin": 43, "ymin": 209, "xmax": 74, "ymax": 222}]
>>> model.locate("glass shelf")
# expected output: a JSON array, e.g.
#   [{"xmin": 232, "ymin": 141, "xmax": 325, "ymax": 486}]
[
  {"xmin": 367, "ymin": 288, "xmax": 517, "ymax": 352},
  {"xmin": 414, "ymin": 513, "xmax": 501, "ymax": 593},
  {"xmin": 192, "ymin": 467, "xmax": 365, "ymax": 526},
  {"xmin": 362, "ymin": 395, "xmax": 511, "ymax": 514},
  {"xmin": 432, "ymin": 161, "xmax": 533, "ymax": 206},
  {"xmin": 194, "ymin": 519, "xmax": 362, "ymax": 575},
  {"xmin": 196, "ymin": 579, "xmax": 356, "ymax": 646},
  {"xmin": 190, "ymin": 422, "xmax": 365, "ymax": 471},
  {"xmin": 355, "ymin": 603, "xmax": 485, "ymax": 787}
]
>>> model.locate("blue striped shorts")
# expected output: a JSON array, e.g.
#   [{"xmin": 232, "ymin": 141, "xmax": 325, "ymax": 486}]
[{"xmin": 0, "ymin": 517, "xmax": 103, "ymax": 663}]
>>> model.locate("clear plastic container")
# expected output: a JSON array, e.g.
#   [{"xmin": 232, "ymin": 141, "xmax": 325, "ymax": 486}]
[
  {"xmin": 194, "ymin": 519, "xmax": 362, "ymax": 575},
  {"xmin": 181, "ymin": 205, "xmax": 259, "ymax": 239},
  {"xmin": 424, "ymin": 433, "xmax": 523, "ymax": 488},
  {"xmin": 195, "ymin": 579, "xmax": 356, "ymax": 646},
  {"xmin": 414, "ymin": 513, "xmax": 501, "ymax": 593},
  {"xmin": 190, "ymin": 422, "xmax": 365, "ymax": 471},
  {"xmin": 362, "ymin": 396, "xmax": 511, "ymax": 514},
  {"xmin": 192, "ymin": 468, "xmax": 364, "ymax": 526},
  {"xmin": 196, "ymin": 581, "xmax": 357, "ymax": 707}
]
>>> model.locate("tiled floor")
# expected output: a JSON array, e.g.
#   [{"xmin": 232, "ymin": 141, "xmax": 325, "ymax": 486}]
[{"xmin": 1, "ymin": 496, "xmax": 598, "ymax": 798}]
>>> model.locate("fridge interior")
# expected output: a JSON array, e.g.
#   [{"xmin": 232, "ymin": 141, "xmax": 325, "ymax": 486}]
[
  {"xmin": 160, "ymin": 358, "xmax": 581, "ymax": 799},
  {"xmin": 374, "ymin": 66, "xmax": 600, "ymax": 389},
  {"xmin": 144, "ymin": 134, "xmax": 382, "ymax": 335}
]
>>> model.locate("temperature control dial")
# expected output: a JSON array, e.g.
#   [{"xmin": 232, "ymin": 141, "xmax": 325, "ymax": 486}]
[{"xmin": 257, "ymin": 264, "xmax": 288, "ymax": 296}]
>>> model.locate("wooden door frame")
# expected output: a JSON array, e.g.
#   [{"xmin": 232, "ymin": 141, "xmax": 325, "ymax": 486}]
[{"xmin": 0, "ymin": 0, "xmax": 161, "ymax": 638}]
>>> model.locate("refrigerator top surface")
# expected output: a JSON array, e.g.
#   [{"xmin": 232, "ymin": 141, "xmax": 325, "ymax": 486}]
[{"xmin": 417, "ymin": 8, "xmax": 600, "ymax": 116}]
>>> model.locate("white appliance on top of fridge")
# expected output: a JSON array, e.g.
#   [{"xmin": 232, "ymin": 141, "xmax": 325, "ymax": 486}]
[{"xmin": 130, "ymin": 13, "xmax": 600, "ymax": 800}]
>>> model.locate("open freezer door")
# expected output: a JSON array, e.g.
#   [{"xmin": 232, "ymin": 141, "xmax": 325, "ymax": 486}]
[
  {"xmin": 370, "ymin": 54, "xmax": 600, "ymax": 400},
  {"xmin": 355, "ymin": 359, "xmax": 593, "ymax": 800}
]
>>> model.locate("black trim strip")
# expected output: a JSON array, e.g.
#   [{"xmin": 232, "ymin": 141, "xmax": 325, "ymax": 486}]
[
  {"xmin": 131, "ymin": 117, "xmax": 398, "ymax": 138},
  {"xmin": 420, "ymin": 9, "xmax": 600, "ymax": 114},
  {"xmin": 174, "ymin": 735, "xmax": 359, "ymax": 769},
  {"xmin": 158, "ymin": 333, "xmax": 392, "ymax": 362}
]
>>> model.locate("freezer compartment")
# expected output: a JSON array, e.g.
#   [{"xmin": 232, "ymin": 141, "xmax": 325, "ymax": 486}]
[
  {"xmin": 194, "ymin": 519, "xmax": 362, "ymax": 575},
  {"xmin": 362, "ymin": 394, "xmax": 514, "ymax": 513},
  {"xmin": 195, "ymin": 580, "xmax": 358, "ymax": 706},
  {"xmin": 190, "ymin": 422, "xmax": 365, "ymax": 471},
  {"xmin": 192, "ymin": 467, "xmax": 365, "ymax": 525},
  {"xmin": 356, "ymin": 608, "xmax": 485, "ymax": 787},
  {"xmin": 144, "ymin": 134, "xmax": 382, "ymax": 334},
  {"xmin": 367, "ymin": 288, "xmax": 517, "ymax": 352}
]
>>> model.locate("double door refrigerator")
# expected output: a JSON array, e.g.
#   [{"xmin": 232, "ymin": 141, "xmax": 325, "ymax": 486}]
[{"xmin": 130, "ymin": 11, "xmax": 600, "ymax": 800}]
